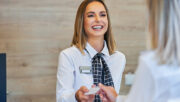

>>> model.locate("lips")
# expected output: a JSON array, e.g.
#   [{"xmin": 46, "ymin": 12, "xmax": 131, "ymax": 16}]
[{"xmin": 92, "ymin": 25, "xmax": 104, "ymax": 30}]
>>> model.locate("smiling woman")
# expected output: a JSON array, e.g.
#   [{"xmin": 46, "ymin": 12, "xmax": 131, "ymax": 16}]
[
  {"xmin": 84, "ymin": 1, "xmax": 108, "ymax": 43},
  {"xmin": 56, "ymin": 0, "xmax": 126, "ymax": 102}
]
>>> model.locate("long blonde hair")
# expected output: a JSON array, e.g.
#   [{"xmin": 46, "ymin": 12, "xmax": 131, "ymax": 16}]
[
  {"xmin": 71, "ymin": 0, "xmax": 116, "ymax": 55},
  {"xmin": 147, "ymin": 0, "xmax": 180, "ymax": 65}
]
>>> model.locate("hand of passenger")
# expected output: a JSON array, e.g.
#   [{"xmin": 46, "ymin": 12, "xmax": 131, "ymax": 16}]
[
  {"xmin": 75, "ymin": 86, "xmax": 95, "ymax": 102},
  {"xmin": 98, "ymin": 83, "xmax": 118, "ymax": 102}
]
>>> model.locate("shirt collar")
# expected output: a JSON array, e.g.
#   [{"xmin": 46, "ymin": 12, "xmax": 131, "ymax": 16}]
[{"xmin": 85, "ymin": 41, "xmax": 110, "ymax": 59}]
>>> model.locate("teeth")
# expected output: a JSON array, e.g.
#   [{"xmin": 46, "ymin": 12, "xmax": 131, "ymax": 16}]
[{"xmin": 93, "ymin": 26, "xmax": 102, "ymax": 29}]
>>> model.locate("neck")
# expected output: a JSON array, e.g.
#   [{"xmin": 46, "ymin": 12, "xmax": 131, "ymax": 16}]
[{"xmin": 88, "ymin": 38, "xmax": 104, "ymax": 53}]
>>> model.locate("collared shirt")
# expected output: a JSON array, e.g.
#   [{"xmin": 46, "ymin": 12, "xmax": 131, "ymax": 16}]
[
  {"xmin": 116, "ymin": 51, "xmax": 180, "ymax": 102},
  {"xmin": 56, "ymin": 41, "xmax": 126, "ymax": 102}
]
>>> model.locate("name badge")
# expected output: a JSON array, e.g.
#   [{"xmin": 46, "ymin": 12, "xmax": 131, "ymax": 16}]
[{"xmin": 79, "ymin": 66, "xmax": 92, "ymax": 74}]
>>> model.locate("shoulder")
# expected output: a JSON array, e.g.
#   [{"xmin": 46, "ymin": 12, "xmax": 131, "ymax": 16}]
[
  {"xmin": 139, "ymin": 50, "xmax": 155, "ymax": 62},
  {"xmin": 136, "ymin": 51, "xmax": 156, "ymax": 80},
  {"xmin": 110, "ymin": 51, "xmax": 126, "ymax": 64},
  {"xmin": 139, "ymin": 50, "xmax": 180, "ymax": 77},
  {"xmin": 112, "ymin": 51, "xmax": 126, "ymax": 59},
  {"xmin": 59, "ymin": 46, "xmax": 82, "ymax": 58},
  {"xmin": 61, "ymin": 46, "xmax": 80, "ymax": 55},
  {"xmin": 137, "ymin": 50, "xmax": 157, "ymax": 76}
]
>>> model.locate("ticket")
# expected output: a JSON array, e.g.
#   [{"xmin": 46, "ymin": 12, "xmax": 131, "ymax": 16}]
[{"xmin": 85, "ymin": 87, "xmax": 100, "ymax": 95}]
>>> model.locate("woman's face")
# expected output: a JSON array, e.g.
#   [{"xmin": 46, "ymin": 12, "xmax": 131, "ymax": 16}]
[{"xmin": 84, "ymin": 1, "xmax": 108, "ymax": 40}]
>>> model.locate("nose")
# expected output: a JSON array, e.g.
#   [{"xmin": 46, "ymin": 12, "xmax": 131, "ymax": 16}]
[{"xmin": 95, "ymin": 15, "xmax": 100, "ymax": 22}]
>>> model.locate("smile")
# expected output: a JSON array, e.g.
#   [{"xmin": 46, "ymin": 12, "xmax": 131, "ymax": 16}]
[{"xmin": 92, "ymin": 25, "xmax": 104, "ymax": 30}]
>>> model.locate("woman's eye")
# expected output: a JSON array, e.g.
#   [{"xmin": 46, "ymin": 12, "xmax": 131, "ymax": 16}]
[
  {"xmin": 101, "ymin": 14, "xmax": 106, "ymax": 17},
  {"xmin": 87, "ymin": 15, "xmax": 94, "ymax": 17}
]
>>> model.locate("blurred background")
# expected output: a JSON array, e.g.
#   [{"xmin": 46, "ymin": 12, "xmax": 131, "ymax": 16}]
[{"xmin": 0, "ymin": 0, "xmax": 146, "ymax": 101}]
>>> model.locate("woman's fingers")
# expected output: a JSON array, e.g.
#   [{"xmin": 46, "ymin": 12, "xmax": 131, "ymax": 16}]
[
  {"xmin": 81, "ymin": 86, "xmax": 89, "ymax": 93},
  {"xmin": 91, "ymin": 84, "xmax": 96, "ymax": 88},
  {"xmin": 76, "ymin": 86, "xmax": 90, "ymax": 101},
  {"xmin": 99, "ymin": 83, "xmax": 109, "ymax": 93},
  {"xmin": 88, "ymin": 94, "xmax": 95, "ymax": 102},
  {"xmin": 98, "ymin": 83, "xmax": 118, "ymax": 102},
  {"xmin": 99, "ymin": 93, "xmax": 108, "ymax": 102}
]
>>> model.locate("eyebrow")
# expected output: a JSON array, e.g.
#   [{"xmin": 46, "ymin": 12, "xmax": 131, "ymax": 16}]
[{"xmin": 86, "ymin": 11, "xmax": 107, "ymax": 14}]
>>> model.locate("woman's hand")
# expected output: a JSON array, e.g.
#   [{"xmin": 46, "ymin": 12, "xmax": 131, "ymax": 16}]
[
  {"xmin": 75, "ymin": 86, "xmax": 95, "ymax": 102},
  {"xmin": 98, "ymin": 83, "xmax": 118, "ymax": 102}
]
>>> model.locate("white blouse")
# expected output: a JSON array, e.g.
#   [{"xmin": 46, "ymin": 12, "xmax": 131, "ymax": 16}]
[{"xmin": 56, "ymin": 41, "xmax": 126, "ymax": 102}]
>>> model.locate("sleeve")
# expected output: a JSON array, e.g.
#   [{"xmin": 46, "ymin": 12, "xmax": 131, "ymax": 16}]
[
  {"xmin": 117, "ymin": 56, "xmax": 155, "ymax": 102},
  {"xmin": 115, "ymin": 53, "xmax": 126, "ymax": 94},
  {"xmin": 56, "ymin": 51, "xmax": 77, "ymax": 102}
]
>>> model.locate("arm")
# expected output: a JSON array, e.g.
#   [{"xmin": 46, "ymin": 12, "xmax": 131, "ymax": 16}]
[
  {"xmin": 113, "ymin": 52, "xmax": 126, "ymax": 93},
  {"xmin": 56, "ymin": 52, "xmax": 76, "ymax": 102}
]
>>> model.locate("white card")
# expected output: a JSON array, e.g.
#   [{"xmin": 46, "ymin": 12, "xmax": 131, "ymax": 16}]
[{"xmin": 85, "ymin": 87, "xmax": 100, "ymax": 95}]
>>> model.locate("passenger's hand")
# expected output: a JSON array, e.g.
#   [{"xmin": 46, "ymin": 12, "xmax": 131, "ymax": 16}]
[
  {"xmin": 98, "ymin": 83, "xmax": 118, "ymax": 102},
  {"xmin": 75, "ymin": 86, "xmax": 95, "ymax": 102}
]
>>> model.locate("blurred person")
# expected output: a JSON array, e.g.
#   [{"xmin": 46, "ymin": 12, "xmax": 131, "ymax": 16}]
[
  {"xmin": 98, "ymin": 0, "xmax": 180, "ymax": 102},
  {"xmin": 56, "ymin": 0, "xmax": 126, "ymax": 102}
]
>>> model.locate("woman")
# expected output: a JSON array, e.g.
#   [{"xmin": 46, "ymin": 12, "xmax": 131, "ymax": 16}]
[
  {"xmin": 98, "ymin": 0, "xmax": 180, "ymax": 102},
  {"xmin": 56, "ymin": 0, "xmax": 126, "ymax": 102}
]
